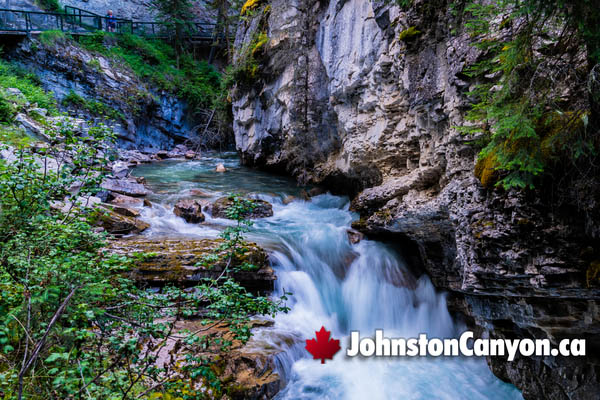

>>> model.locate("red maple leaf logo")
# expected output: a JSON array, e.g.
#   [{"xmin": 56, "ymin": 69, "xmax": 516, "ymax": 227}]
[{"xmin": 305, "ymin": 326, "xmax": 341, "ymax": 364}]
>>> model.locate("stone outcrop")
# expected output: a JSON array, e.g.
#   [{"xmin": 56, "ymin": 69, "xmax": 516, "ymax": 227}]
[
  {"xmin": 211, "ymin": 196, "xmax": 274, "ymax": 219},
  {"xmin": 232, "ymin": 0, "xmax": 600, "ymax": 398},
  {"xmin": 101, "ymin": 178, "xmax": 150, "ymax": 197},
  {"xmin": 6, "ymin": 37, "xmax": 199, "ymax": 151},
  {"xmin": 174, "ymin": 199, "xmax": 206, "ymax": 223},
  {"xmin": 93, "ymin": 207, "xmax": 149, "ymax": 235},
  {"xmin": 108, "ymin": 237, "xmax": 276, "ymax": 293}
]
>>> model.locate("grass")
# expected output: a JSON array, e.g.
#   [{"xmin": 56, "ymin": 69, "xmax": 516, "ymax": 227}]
[
  {"xmin": 39, "ymin": 30, "xmax": 69, "ymax": 47},
  {"xmin": 62, "ymin": 90, "xmax": 125, "ymax": 121},
  {"xmin": 79, "ymin": 32, "xmax": 223, "ymax": 112},
  {"xmin": 0, "ymin": 60, "xmax": 57, "ymax": 114}
]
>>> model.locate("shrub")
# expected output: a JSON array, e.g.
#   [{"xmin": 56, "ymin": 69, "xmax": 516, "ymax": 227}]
[
  {"xmin": 0, "ymin": 61, "xmax": 57, "ymax": 113},
  {"xmin": 0, "ymin": 95, "xmax": 15, "ymax": 122}
]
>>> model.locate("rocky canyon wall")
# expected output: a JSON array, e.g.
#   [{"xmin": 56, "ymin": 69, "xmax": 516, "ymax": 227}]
[{"xmin": 231, "ymin": 0, "xmax": 600, "ymax": 399}]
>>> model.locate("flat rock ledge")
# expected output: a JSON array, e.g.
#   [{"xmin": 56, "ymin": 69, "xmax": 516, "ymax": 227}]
[{"xmin": 108, "ymin": 237, "xmax": 276, "ymax": 293}]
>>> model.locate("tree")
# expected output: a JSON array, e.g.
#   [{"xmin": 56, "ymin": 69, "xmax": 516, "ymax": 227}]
[{"xmin": 149, "ymin": 0, "xmax": 194, "ymax": 62}]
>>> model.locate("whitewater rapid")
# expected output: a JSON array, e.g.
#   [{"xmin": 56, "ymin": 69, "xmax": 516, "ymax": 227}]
[{"xmin": 132, "ymin": 154, "xmax": 522, "ymax": 400}]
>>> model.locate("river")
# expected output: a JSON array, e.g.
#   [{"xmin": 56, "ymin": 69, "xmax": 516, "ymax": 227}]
[{"xmin": 132, "ymin": 153, "xmax": 523, "ymax": 400}]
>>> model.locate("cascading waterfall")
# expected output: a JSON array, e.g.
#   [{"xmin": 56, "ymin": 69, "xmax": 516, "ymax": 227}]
[{"xmin": 133, "ymin": 154, "xmax": 523, "ymax": 400}]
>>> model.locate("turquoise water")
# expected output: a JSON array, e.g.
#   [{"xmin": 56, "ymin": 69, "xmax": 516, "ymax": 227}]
[{"xmin": 132, "ymin": 153, "xmax": 523, "ymax": 400}]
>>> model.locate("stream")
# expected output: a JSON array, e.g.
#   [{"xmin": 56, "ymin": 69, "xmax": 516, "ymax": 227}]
[{"xmin": 132, "ymin": 153, "xmax": 523, "ymax": 400}]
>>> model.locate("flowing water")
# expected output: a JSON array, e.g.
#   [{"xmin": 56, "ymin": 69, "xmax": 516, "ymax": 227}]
[{"xmin": 132, "ymin": 153, "xmax": 523, "ymax": 400}]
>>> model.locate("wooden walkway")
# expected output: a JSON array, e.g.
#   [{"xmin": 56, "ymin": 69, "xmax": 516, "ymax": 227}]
[{"xmin": 0, "ymin": 6, "xmax": 225, "ymax": 43}]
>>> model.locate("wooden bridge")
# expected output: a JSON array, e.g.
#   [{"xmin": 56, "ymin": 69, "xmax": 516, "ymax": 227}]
[{"xmin": 0, "ymin": 6, "xmax": 225, "ymax": 44}]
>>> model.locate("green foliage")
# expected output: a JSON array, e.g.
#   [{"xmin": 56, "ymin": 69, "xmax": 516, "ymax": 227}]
[
  {"xmin": 62, "ymin": 90, "xmax": 125, "ymax": 121},
  {"xmin": 459, "ymin": 0, "xmax": 599, "ymax": 189},
  {"xmin": 398, "ymin": 26, "xmax": 421, "ymax": 41},
  {"xmin": 0, "ymin": 129, "xmax": 288, "ymax": 397},
  {"xmin": 79, "ymin": 32, "xmax": 223, "ymax": 112},
  {"xmin": 0, "ymin": 61, "xmax": 57, "ymax": 113},
  {"xmin": 38, "ymin": 30, "xmax": 68, "ymax": 47},
  {"xmin": 0, "ymin": 95, "xmax": 15, "ymax": 122},
  {"xmin": 35, "ymin": 0, "xmax": 61, "ymax": 12}
]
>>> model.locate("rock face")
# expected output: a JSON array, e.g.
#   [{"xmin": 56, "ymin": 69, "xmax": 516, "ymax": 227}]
[
  {"xmin": 232, "ymin": 0, "xmax": 600, "ymax": 398},
  {"xmin": 173, "ymin": 199, "xmax": 206, "ymax": 223},
  {"xmin": 108, "ymin": 237, "xmax": 276, "ymax": 293},
  {"xmin": 211, "ymin": 197, "xmax": 274, "ymax": 219},
  {"xmin": 6, "ymin": 38, "xmax": 199, "ymax": 152}
]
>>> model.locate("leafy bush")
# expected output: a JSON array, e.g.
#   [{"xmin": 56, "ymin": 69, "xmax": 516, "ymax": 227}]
[
  {"xmin": 0, "ymin": 125, "xmax": 288, "ymax": 397},
  {"xmin": 0, "ymin": 95, "xmax": 15, "ymax": 122},
  {"xmin": 0, "ymin": 61, "xmax": 57, "ymax": 113}
]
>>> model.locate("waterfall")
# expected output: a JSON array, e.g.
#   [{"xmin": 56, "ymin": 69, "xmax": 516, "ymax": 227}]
[{"xmin": 132, "ymin": 155, "xmax": 522, "ymax": 400}]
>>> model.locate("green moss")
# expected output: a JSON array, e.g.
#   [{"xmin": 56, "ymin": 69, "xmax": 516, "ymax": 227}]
[
  {"xmin": 79, "ymin": 32, "xmax": 222, "ymax": 110},
  {"xmin": 398, "ymin": 26, "xmax": 421, "ymax": 41},
  {"xmin": 474, "ymin": 151, "xmax": 499, "ymax": 188},
  {"xmin": 62, "ymin": 90, "xmax": 125, "ymax": 121},
  {"xmin": 587, "ymin": 260, "xmax": 600, "ymax": 287}
]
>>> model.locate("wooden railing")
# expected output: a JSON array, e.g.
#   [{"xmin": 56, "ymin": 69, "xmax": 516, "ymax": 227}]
[{"xmin": 0, "ymin": 6, "xmax": 227, "ymax": 42}]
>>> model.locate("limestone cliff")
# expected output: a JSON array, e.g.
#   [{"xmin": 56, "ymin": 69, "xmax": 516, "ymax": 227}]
[{"xmin": 231, "ymin": 0, "xmax": 600, "ymax": 398}]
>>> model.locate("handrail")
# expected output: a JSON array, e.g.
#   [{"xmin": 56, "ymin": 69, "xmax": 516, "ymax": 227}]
[{"xmin": 0, "ymin": 7, "xmax": 230, "ymax": 41}]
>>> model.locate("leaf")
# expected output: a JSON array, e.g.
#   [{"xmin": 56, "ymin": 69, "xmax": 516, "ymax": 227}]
[{"xmin": 305, "ymin": 326, "xmax": 341, "ymax": 364}]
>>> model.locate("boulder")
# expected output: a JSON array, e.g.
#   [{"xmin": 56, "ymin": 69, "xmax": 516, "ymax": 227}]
[
  {"xmin": 174, "ymin": 199, "xmax": 205, "ymax": 223},
  {"xmin": 111, "ymin": 161, "xmax": 130, "ymax": 179},
  {"xmin": 107, "ymin": 238, "xmax": 275, "ymax": 292},
  {"xmin": 156, "ymin": 150, "xmax": 169, "ymax": 159},
  {"xmin": 185, "ymin": 150, "xmax": 197, "ymax": 159},
  {"xmin": 215, "ymin": 163, "xmax": 227, "ymax": 172},
  {"xmin": 93, "ymin": 208, "xmax": 149, "ymax": 235},
  {"xmin": 99, "ymin": 203, "xmax": 140, "ymax": 218},
  {"xmin": 101, "ymin": 178, "xmax": 149, "ymax": 197},
  {"xmin": 282, "ymin": 195, "xmax": 296, "ymax": 205},
  {"xmin": 110, "ymin": 193, "xmax": 144, "ymax": 207},
  {"xmin": 211, "ymin": 196, "xmax": 274, "ymax": 219},
  {"xmin": 347, "ymin": 229, "xmax": 364, "ymax": 244}
]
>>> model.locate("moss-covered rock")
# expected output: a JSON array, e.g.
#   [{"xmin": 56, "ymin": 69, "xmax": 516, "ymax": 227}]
[
  {"xmin": 211, "ymin": 196, "xmax": 274, "ymax": 219},
  {"xmin": 108, "ymin": 238, "xmax": 275, "ymax": 292},
  {"xmin": 92, "ymin": 207, "xmax": 149, "ymax": 235}
]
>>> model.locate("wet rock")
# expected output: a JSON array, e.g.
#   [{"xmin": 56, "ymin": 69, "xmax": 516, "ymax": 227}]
[
  {"xmin": 101, "ymin": 178, "xmax": 149, "ymax": 197},
  {"xmin": 215, "ymin": 163, "xmax": 227, "ymax": 172},
  {"xmin": 119, "ymin": 149, "xmax": 152, "ymax": 165},
  {"xmin": 211, "ymin": 196, "xmax": 274, "ymax": 219},
  {"xmin": 110, "ymin": 193, "xmax": 144, "ymax": 207},
  {"xmin": 108, "ymin": 237, "xmax": 275, "ymax": 292},
  {"xmin": 308, "ymin": 187, "xmax": 326, "ymax": 197},
  {"xmin": 185, "ymin": 150, "xmax": 197, "ymax": 159},
  {"xmin": 111, "ymin": 161, "xmax": 130, "ymax": 179},
  {"xmin": 93, "ymin": 208, "xmax": 149, "ymax": 235},
  {"xmin": 346, "ymin": 229, "xmax": 364, "ymax": 244},
  {"xmin": 173, "ymin": 199, "xmax": 206, "ymax": 224},
  {"xmin": 156, "ymin": 150, "xmax": 169, "ymax": 159},
  {"xmin": 143, "ymin": 199, "xmax": 152, "ymax": 208},
  {"xmin": 189, "ymin": 188, "xmax": 213, "ymax": 197},
  {"xmin": 99, "ymin": 203, "xmax": 140, "ymax": 218},
  {"xmin": 282, "ymin": 195, "xmax": 296, "ymax": 205}
]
